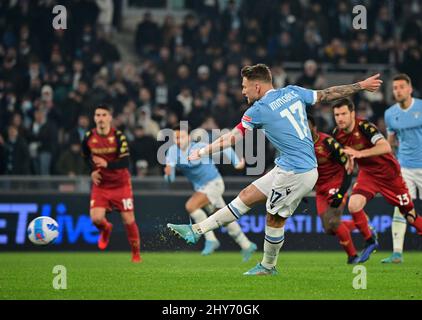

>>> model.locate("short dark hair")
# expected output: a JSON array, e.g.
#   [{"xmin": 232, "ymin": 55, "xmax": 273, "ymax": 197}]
[
  {"xmin": 393, "ymin": 73, "xmax": 412, "ymax": 85},
  {"xmin": 241, "ymin": 64, "xmax": 272, "ymax": 83},
  {"xmin": 95, "ymin": 104, "xmax": 112, "ymax": 113},
  {"xmin": 332, "ymin": 98, "xmax": 355, "ymax": 112}
]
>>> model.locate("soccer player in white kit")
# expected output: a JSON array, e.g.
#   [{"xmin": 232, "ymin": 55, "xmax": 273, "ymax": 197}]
[
  {"xmin": 382, "ymin": 74, "xmax": 422, "ymax": 263},
  {"xmin": 168, "ymin": 64, "xmax": 382, "ymax": 275}
]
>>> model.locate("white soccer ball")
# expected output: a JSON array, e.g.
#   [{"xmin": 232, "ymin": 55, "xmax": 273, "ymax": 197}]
[{"xmin": 27, "ymin": 216, "xmax": 59, "ymax": 245}]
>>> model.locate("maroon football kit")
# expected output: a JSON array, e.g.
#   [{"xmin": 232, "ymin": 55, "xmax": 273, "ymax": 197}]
[
  {"xmin": 82, "ymin": 128, "xmax": 134, "ymax": 213},
  {"xmin": 333, "ymin": 118, "xmax": 413, "ymax": 214},
  {"xmin": 314, "ymin": 132, "xmax": 349, "ymax": 215}
]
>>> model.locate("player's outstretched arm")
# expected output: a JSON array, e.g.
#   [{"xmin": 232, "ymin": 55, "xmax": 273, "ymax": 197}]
[
  {"xmin": 316, "ymin": 74, "xmax": 383, "ymax": 103},
  {"xmin": 188, "ymin": 127, "xmax": 244, "ymax": 160},
  {"xmin": 344, "ymin": 139, "xmax": 392, "ymax": 159},
  {"xmin": 222, "ymin": 147, "xmax": 245, "ymax": 170}
]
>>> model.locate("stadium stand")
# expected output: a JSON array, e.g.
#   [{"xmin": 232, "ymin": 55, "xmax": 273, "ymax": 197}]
[{"xmin": 0, "ymin": 0, "xmax": 421, "ymax": 176}]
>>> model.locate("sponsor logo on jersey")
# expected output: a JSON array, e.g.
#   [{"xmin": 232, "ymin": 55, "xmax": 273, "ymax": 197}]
[{"xmin": 91, "ymin": 147, "xmax": 117, "ymax": 154}]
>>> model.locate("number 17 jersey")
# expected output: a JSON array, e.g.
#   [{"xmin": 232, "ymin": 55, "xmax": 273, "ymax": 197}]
[{"xmin": 241, "ymin": 85, "xmax": 318, "ymax": 173}]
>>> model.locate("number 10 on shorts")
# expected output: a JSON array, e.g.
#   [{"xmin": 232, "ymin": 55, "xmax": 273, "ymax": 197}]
[{"xmin": 122, "ymin": 198, "xmax": 133, "ymax": 211}]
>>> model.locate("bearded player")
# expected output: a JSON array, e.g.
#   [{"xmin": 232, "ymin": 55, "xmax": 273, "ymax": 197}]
[
  {"xmin": 82, "ymin": 105, "xmax": 142, "ymax": 263},
  {"xmin": 382, "ymin": 74, "xmax": 422, "ymax": 264},
  {"xmin": 333, "ymin": 98, "xmax": 422, "ymax": 263}
]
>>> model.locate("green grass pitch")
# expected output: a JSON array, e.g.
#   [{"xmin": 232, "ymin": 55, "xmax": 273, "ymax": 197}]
[{"xmin": 1, "ymin": 251, "xmax": 421, "ymax": 300}]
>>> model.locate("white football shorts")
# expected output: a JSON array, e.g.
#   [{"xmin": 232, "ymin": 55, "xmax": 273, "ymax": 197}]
[
  {"xmin": 253, "ymin": 166, "xmax": 318, "ymax": 218},
  {"xmin": 401, "ymin": 167, "xmax": 422, "ymax": 199},
  {"xmin": 197, "ymin": 176, "xmax": 226, "ymax": 209}
]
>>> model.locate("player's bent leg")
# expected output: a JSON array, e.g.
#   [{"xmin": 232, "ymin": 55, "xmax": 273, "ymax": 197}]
[
  {"xmin": 245, "ymin": 167, "xmax": 318, "ymax": 275},
  {"xmin": 185, "ymin": 192, "xmax": 211, "ymax": 214},
  {"xmin": 348, "ymin": 195, "xmax": 379, "ymax": 263},
  {"xmin": 244, "ymin": 214, "xmax": 284, "ymax": 276},
  {"xmin": 202, "ymin": 197, "xmax": 256, "ymax": 260},
  {"xmin": 196, "ymin": 184, "xmax": 265, "ymax": 232},
  {"xmin": 401, "ymin": 208, "xmax": 422, "ymax": 235},
  {"xmin": 321, "ymin": 207, "xmax": 359, "ymax": 264},
  {"xmin": 167, "ymin": 183, "xmax": 266, "ymax": 245},
  {"xmin": 90, "ymin": 207, "xmax": 107, "ymax": 226},
  {"xmin": 348, "ymin": 195, "xmax": 373, "ymax": 241},
  {"xmin": 201, "ymin": 181, "xmax": 256, "ymax": 259},
  {"xmin": 121, "ymin": 211, "xmax": 142, "ymax": 263},
  {"xmin": 186, "ymin": 193, "xmax": 220, "ymax": 255},
  {"xmin": 91, "ymin": 207, "xmax": 113, "ymax": 250},
  {"xmin": 209, "ymin": 195, "xmax": 257, "ymax": 261}
]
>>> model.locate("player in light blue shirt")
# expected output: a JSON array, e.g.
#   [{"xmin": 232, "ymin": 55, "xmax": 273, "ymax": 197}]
[
  {"xmin": 168, "ymin": 64, "xmax": 382, "ymax": 275},
  {"xmin": 240, "ymin": 85, "xmax": 317, "ymax": 173},
  {"xmin": 164, "ymin": 125, "xmax": 257, "ymax": 259},
  {"xmin": 382, "ymin": 74, "xmax": 422, "ymax": 264},
  {"xmin": 165, "ymin": 140, "xmax": 238, "ymax": 191}
]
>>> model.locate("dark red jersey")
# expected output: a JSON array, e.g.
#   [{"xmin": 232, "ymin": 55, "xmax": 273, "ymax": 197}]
[
  {"xmin": 314, "ymin": 132, "xmax": 347, "ymax": 190},
  {"xmin": 81, "ymin": 128, "xmax": 131, "ymax": 189},
  {"xmin": 333, "ymin": 118, "xmax": 401, "ymax": 178}
]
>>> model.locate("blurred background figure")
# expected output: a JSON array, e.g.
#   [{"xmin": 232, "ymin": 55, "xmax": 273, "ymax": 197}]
[
  {"xmin": 56, "ymin": 137, "xmax": 89, "ymax": 176},
  {"xmin": 1, "ymin": 125, "xmax": 30, "ymax": 175},
  {"xmin": 0, "ymin": 0, "xmax": 420, "ymax": 177}
]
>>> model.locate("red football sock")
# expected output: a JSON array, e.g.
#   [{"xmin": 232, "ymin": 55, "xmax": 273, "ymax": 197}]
[
  {"xmin": 343, "ymin": 220, "xmax": 356, "ymax": 231},
  {"xmin": 351, "ymin": 209, "xmax": 372, "ymax": 240},
  {"xmin": 335, "ymin": 223, "xmax": 357, "ymax": 257},
  {"xmin": 409, "ymin": 215, "xmax": 422, "ymax": 235},
  {"xmin": 94, "ymin": 218, "xmax": 110, "ymax": 231},
  {"xmin": 125, "ymin": 222, "xmax": 141, "ymax": 255}
]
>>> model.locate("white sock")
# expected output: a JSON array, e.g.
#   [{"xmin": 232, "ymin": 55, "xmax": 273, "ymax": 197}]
[
  {"xmin": 226, "ymin": 221, "xmax": 251, "ymax": 250},
  {"xmin": 192, "ymin": 197, "xmax": 251, "ymax": 234},
  {"xmin": 392, "ymin": 207, "xmax": 407, "ymax": 254},
  {"xmin": 190, "ymin": 209, "xmax": 218, "ymax": 241},
  {"xmin": 261, "ymin": 225, "xmax": 285, "ymax": 270}
]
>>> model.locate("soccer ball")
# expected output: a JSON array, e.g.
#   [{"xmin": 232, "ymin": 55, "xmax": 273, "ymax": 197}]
[{"xmin": 27, "ymin": 216, "xmax": 59, "ymax": 245}]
